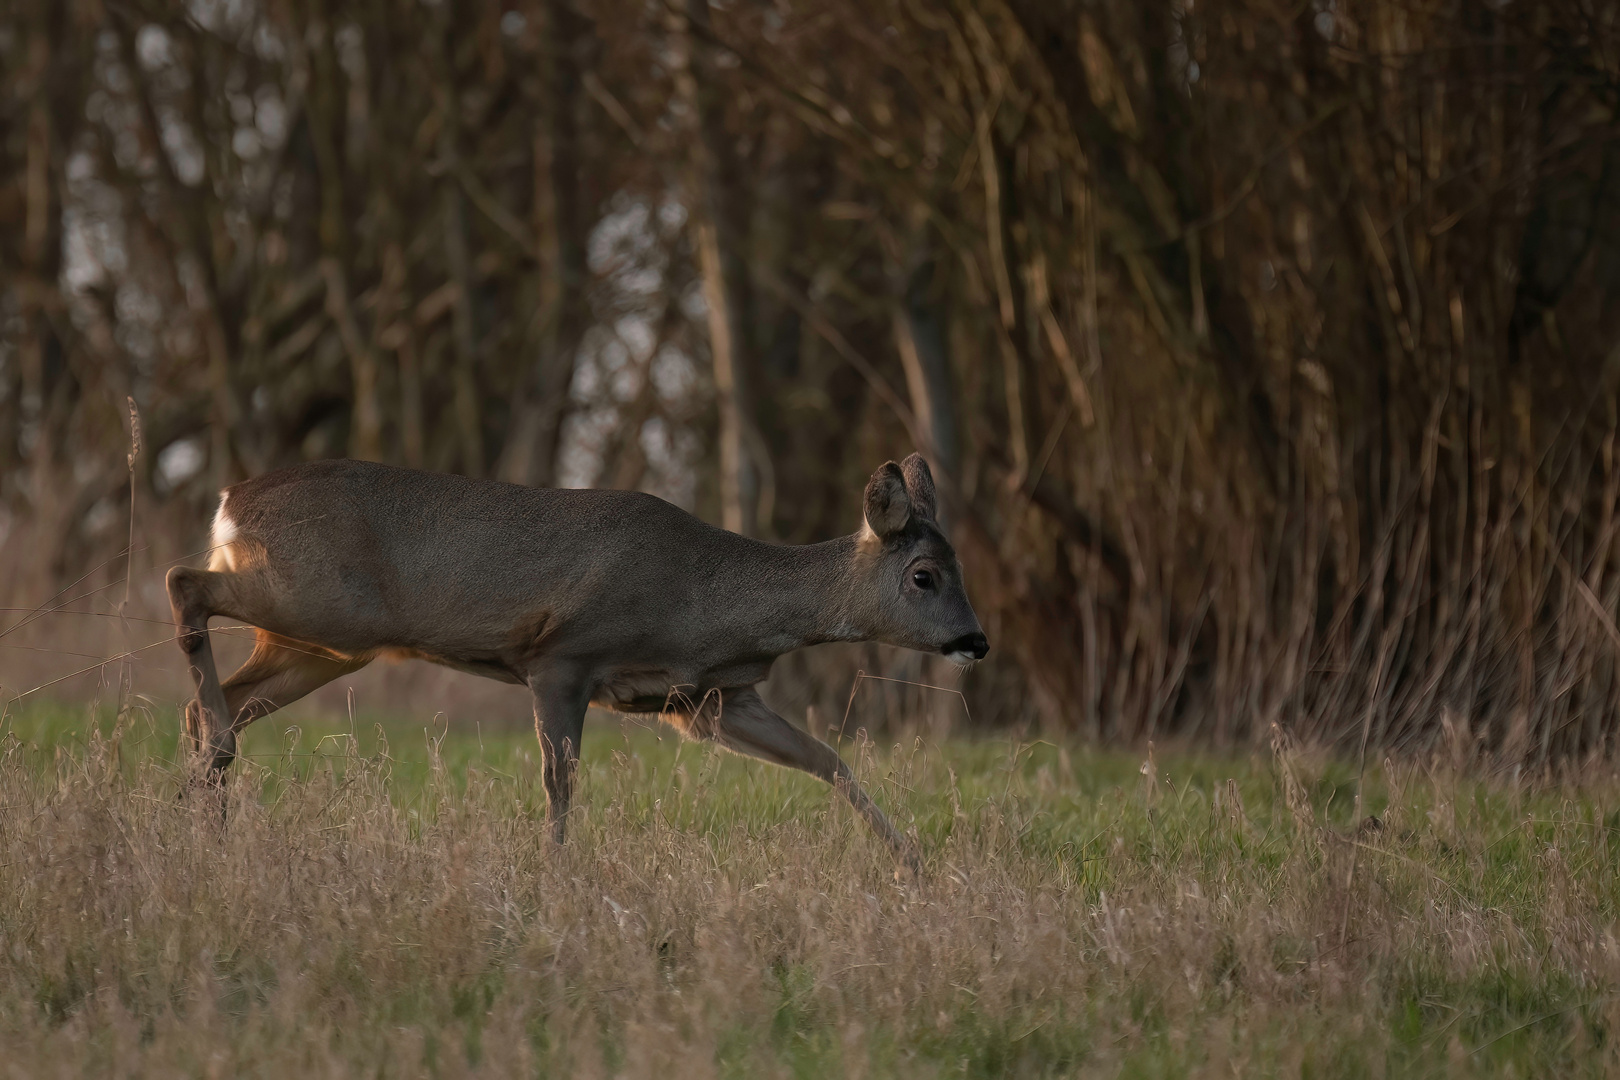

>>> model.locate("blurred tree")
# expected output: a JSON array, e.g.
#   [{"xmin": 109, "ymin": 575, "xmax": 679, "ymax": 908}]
[{"xmin": 5, "ymin": 0, "xmax": 1620, "ymax": 759}]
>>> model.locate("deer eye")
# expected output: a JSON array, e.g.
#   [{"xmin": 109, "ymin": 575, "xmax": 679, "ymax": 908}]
[{"xmin": 912, "ymin": 569, "xmax": 935, "ymax": 590}]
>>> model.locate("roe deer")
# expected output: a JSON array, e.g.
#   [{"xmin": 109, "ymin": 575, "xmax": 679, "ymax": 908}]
[{"xmin": 167, "ymin": 452, "xmax": 987, "ymax": 871}]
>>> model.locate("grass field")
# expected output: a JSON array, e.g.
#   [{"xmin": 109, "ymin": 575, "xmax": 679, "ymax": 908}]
[{"xmin": 3, "ymin": 701, "xmax": 1620, "ymax": 1077}]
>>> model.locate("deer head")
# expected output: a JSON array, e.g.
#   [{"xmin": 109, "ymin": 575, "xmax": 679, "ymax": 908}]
[{"xmin": 855, "ymin": 453, "xmax": 988, "ymax": 665}]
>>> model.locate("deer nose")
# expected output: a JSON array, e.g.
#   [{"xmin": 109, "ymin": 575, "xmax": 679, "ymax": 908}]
[{"xmin": 943, "ymin": 632, "xmax": 989, "ymax": 660}]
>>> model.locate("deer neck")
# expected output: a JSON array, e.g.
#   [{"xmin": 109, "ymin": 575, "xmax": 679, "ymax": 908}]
[{"xmin": 721, "ymin": 533, "xmax": 870, "ymax": 655}]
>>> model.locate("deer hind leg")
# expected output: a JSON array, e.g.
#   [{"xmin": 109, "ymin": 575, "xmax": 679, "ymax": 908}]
[
  {"xmin": 700, "ymin": 687, "xmax": 921, "ymax": 875},
  {"xmin": 167, "ymin": 566, "xmax": 237, "ymax": 776},
  {"xmin": 223, "ymin": 630, "xmax": 373, "ymax": 733}
]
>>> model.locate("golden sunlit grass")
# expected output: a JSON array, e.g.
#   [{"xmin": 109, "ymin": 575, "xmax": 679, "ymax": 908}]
[{"xmin": 3, "ymin": 701, "xmax": 1620, "ymax": 1077}]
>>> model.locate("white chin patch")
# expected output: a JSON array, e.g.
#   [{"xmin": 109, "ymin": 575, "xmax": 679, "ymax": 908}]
[{"xmin": 945, "ymin": 651, "xmax": 976, "ymax": 667}]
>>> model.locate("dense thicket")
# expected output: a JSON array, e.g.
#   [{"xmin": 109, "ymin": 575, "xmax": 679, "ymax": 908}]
[{"xmin": 5, "ymin": 0, "xmax": 1620, "ymax": 760}]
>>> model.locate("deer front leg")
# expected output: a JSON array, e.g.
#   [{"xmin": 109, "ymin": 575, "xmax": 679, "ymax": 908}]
[
  {"xmin": 529, "ymin": 670, "xmax": 589, "ymax": 843},
  {"xmin": 704, "ymin": 686, "xmax": 922, "ymax": 876}
]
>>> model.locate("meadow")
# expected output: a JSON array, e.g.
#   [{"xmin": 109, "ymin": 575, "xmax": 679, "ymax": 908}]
[{"xmin": 2, "ymin": 701, "xmax": 1619, "ymax": 1078}]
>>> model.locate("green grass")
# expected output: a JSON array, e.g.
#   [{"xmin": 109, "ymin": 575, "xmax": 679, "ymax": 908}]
[{"xmin": 2, "ymin": 698, "xmax": 1619, "ymax": 1076}]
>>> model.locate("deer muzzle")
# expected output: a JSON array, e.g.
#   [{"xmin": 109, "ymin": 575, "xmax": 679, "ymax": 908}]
[{"xmin": 942, "ymin": 632, "xmax": 989, "ymax": 664}]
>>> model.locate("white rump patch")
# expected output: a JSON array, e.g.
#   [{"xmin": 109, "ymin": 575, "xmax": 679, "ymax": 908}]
[{"xmin": 208, "ymin": 493, "xmax": 239, "ymax": 572}]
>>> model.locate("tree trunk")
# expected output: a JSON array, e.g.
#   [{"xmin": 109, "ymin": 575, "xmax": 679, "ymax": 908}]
[
  {"xmin": 442, "ymin": 181, "xmax": 485, "ymax": 478},
  {"xmin": 499, "ymin": 0, "xmax": 594, "ymax": 488},
  {"xmin": 671, "ymin": 0, "xmax": 761, "ymax": 535},
  {"xmin": 322, "ymin": 258, "xmax": 383, "ymax": 461},
  {"xmin": 434, "ymin": 24, "xmax": 485, "ymax": 478},
  {"xmin": 892, "ymin": 239, "xmax": 960, "ymax": 486}
]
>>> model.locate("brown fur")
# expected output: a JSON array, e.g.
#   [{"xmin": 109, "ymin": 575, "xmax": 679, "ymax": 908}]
[{"xmin": 168, "ymin": 454, "xmax": 987, "ymax": 873}]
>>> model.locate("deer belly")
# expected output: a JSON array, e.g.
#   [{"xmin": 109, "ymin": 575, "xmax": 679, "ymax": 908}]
[{"xmin": 592, "ymin": 671, "xmax": 709, "ymax": 714}]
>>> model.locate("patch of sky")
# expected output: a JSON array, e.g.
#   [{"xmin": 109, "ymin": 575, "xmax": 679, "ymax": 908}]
[
  {"xmin": 651, "ymin": 346, "xmax": 699, "ymax": 407},
  {"xmin": 188, "ymin": 0, "xmax": 259, "ymax": 35},
  {"xmin": 156, "ymin": 436, "xmax": 207, "ymax": 492},
  {"xmin": 136, "ymin": 25, "xmax": 172, "ymax": 71},
  {"xmin": 255, "ymin": 87, "xmax": 289, "ymax": 147}
]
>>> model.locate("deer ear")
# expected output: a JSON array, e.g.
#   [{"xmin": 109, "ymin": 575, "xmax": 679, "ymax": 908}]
[
  {"xmin": 899, "ymin": 453, "xmax": 937, "ymax": 522},
  {"xmin": 863, "ymin": 461, "xmax": 912, "ymax": 538}
]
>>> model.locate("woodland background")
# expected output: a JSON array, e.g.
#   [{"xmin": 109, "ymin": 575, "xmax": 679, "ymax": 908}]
[{"xmin": 4, "ymin": 0, "xmax": 1620, "ymax": 763}]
